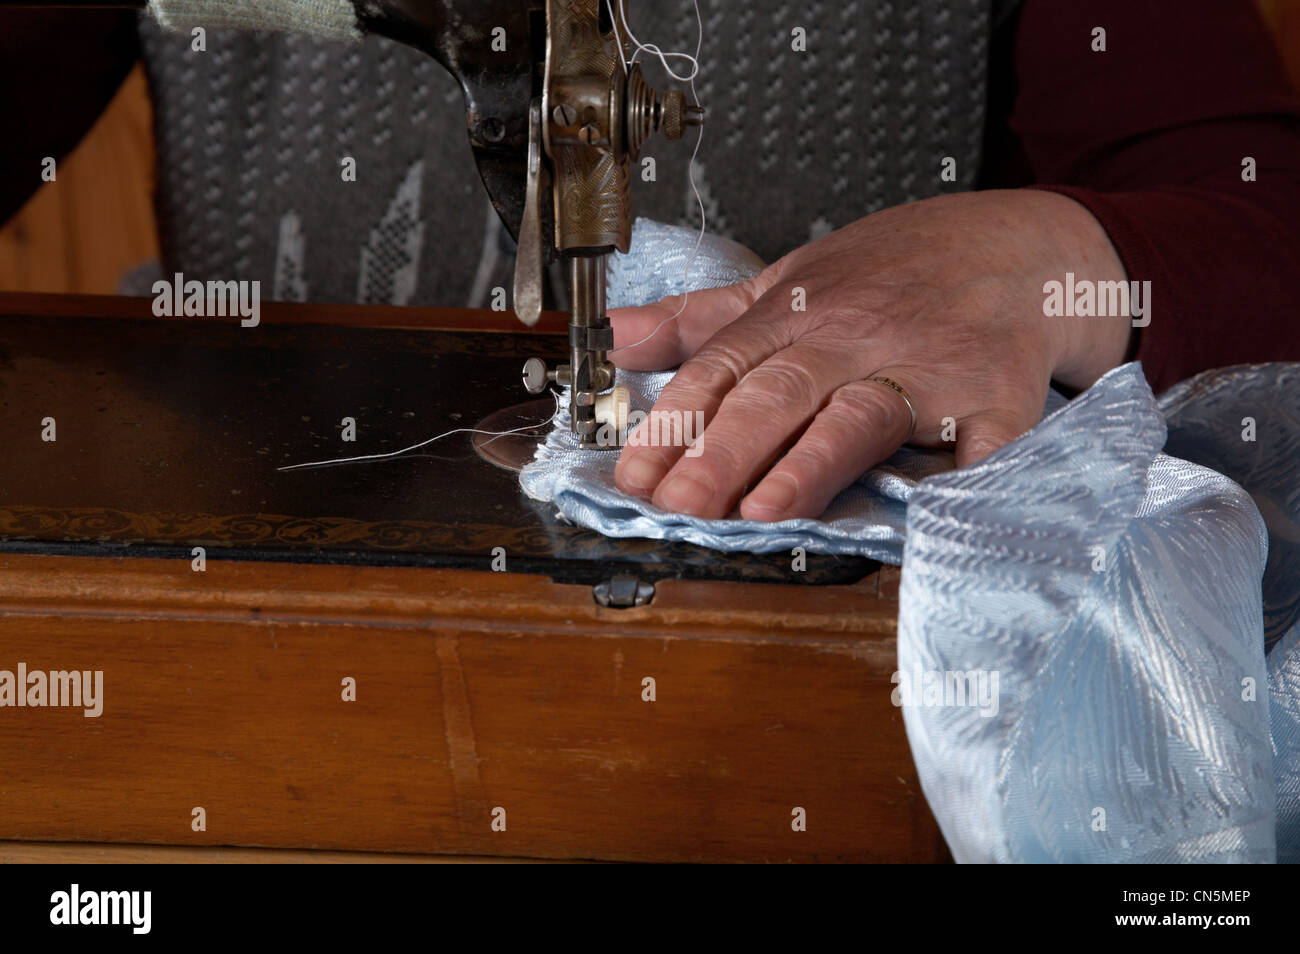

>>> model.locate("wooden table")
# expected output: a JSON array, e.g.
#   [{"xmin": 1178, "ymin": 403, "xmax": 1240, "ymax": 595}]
[{"xmin": 0, "ymin": 293, "xmax": 941, "ymax": 863}]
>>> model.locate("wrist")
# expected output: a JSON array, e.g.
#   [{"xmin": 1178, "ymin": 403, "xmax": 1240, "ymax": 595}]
[{"xmin": 1027, "ymin": 190, "xmax": 1134, "ymax": 390}]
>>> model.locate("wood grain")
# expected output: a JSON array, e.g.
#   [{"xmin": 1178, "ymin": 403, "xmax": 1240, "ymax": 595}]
[
  {"xmin": 0, "ymin": 553, "xmax": 934, "ymax": 863},
  {"xmin": 0, "ymin": 841, "xmax": 563, "ymax": 865}
]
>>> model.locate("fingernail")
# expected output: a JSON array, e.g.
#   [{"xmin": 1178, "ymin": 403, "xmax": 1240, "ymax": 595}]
[
  {"xmin": 743, "ymin": 473, "xmax": 798, "ymax": 519},
  {"xmin": 619, "ymin": 454, "xmax": 668, "ymax": 494},
  {"xmin": 655, "ymin": 470, "xmax": 715, "ymax": 516}
]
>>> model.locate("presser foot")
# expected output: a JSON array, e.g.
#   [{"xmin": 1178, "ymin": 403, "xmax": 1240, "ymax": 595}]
[{"xmin": 521, "ymin": 353, "xmax": 627, "ymax": 451}]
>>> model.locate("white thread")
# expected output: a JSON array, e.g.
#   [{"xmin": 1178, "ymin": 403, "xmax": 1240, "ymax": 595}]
[
  {"xmin": 607, "ymin": 0, "xmax": 700, "ymax": 82},
  {"xmin": 278, "ymin": 390, "xmax": 561, "ymax": 472},
  {"xmin": 606, "ymin": 0, "xmax": 707, "ymax": 358}
]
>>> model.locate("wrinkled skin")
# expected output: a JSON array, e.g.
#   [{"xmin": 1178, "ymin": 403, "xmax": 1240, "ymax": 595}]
[{"xmin": 610, "ymin": 189, "xmax": 1134, "ymax": 521}]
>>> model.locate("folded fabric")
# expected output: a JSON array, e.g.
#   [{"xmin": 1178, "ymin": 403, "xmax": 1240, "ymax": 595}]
[
  {"xmin": 1160, "ymin": 365, "xmax": 1300, "ymax": 654},
  {"xmin": 520, "ymin": 365, "xmax": 1003, "ymax": 563},
  {"xmin": 1271, "ymin": 626, "xmax": 1300, "ymax": 864},
  {"xmin": 899, "ymin": 363, "xmax": 1277, "ymax": 862},
  {"xmin": 522, "ymin": 217, "xmax": 1300, "ymax": 863}
]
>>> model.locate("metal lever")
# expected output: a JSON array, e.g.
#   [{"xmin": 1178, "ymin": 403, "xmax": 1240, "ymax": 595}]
[{"xmin": 512, "ymin": 99, "xmax": 545, "ymax": 328}]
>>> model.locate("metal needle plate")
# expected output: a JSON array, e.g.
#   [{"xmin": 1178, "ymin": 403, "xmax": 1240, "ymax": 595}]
[{"xmin": 471, "ymin": 398, "xmax": 557, "ymax": 472}]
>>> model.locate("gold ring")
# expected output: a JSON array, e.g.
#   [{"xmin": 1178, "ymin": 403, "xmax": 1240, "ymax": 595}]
[{"xmin": 868, "ymin": 376, "xmax": 917, "ymax": 443}]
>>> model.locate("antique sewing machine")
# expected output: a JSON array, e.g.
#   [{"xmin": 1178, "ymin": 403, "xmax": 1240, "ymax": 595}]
[
  {"xmin": 14, "ymin": 0, "xmax": 701, "ymax": 443},
  {"xmin": 355, "ymin": 0, "xmax": 704, "ymax": 445},
  {"xmin": 0, "ymin": 1, "xmax": 936, "ymax": 863}
]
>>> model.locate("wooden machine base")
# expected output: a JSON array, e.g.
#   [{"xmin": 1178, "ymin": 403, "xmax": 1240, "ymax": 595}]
[
  {"xmin": 0, "ymin": 294, "xmax": 940, "ymax": 863},
  {"xmin": 0, "ymin": 554, "xmax": 941, "ymax": 863}
]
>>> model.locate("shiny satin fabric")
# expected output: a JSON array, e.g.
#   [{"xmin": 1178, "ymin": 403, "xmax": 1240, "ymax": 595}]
[
  {"xmin": 522, "ymin": 219, "xmax": 1300, "ymax": 862},
  {"xmin": 1271, "ymin": 625, "xmax": 1300, "ymax": 864},
  {"xmin": 900, "ymin": 363, "xmax": 1277, "ymax": 862},
  {"xmin": 1156, "ymin": 363, "xmax": 1300, "ymax": 863}
]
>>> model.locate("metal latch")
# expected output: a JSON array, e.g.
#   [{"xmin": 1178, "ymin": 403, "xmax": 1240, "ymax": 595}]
[{"xmin": 592, "ymin": 574, "xmax": 655, "ymax": 608}]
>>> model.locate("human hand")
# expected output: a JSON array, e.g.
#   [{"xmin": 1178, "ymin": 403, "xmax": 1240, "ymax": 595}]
[{"xmin": 609, "ymin": 189, "xmax": 1133, "ymax": 521}]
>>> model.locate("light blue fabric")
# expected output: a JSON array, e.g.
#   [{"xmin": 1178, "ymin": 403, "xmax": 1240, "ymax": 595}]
[
  {"xmin": 1271, "ymin": 625, "xmax": 1300, "ymax": 864},
  {"xmin": 606, "ymin": 218, "xmax": 767, "ymax": 309},
  {"xmin": 521, "ymin": 218, "xmax": 1300, "ymax": 863},
  {"xmin": 1160, "ymin": 365, "xmax": 1300, "ymax": 654},
  {"xmin": 900, "ymin": 364, "xmax": 1276, "ymax": 862}
]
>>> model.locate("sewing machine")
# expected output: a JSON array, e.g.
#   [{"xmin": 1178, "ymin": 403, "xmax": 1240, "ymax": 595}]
[
  {"xmin": 0, "ymin": 1, "xmax": 936, "ymax": 863},
  {"xmin": 9, "ymin": 0, "xmax": 698, "ymax": 443},
  {"xmin": 356, "ymin": 0, "xmax": 703, "ymax": 445}
]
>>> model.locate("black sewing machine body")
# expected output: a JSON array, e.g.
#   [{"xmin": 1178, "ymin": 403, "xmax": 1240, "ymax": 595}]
[
  {"xmin": 357, "ymin": 0, "xmax": 545, "ymax": 247},
  {"xmin": 0, "ymin": 299, "xmax": 876, "ymax": 592}
]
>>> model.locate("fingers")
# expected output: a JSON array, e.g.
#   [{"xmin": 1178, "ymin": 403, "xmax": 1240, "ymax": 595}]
[
  {"xmin": 608, "ymin": 276, "xmax": 763, "ymax": 370},
  {"xmin": 624, "ymin": 361, "xmax": 1040, "ymax": 521},
  {"xmin": 615, "ymin": 277, "xmax": 856, "ymax": 508},
  {"xmin": 611, "ymin": 343, "xmax": 757, "ymax": 505},
  {"xmin": 739, "ymin": 377, "xmax": 916, "ymax": 520},
  {"xmin": 954, "ymin": 406, "xmax": 1038, "ymax": 468},
  {"xmin": 651, "ymin": 344, "xmax": 872, "ymax": 518}
]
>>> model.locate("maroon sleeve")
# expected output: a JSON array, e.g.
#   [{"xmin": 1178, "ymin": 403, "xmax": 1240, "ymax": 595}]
[{"xmin": 1004, "ymin": 0, "xmax": 1300, "ymax": 393}]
